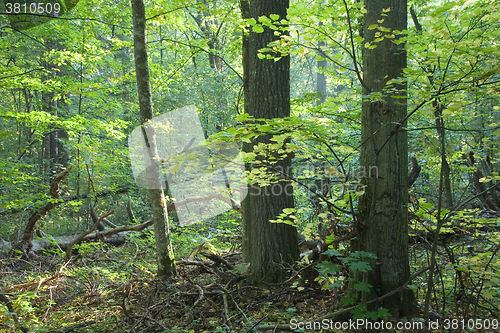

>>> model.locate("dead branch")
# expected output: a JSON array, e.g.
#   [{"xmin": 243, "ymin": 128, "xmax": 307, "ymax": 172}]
[
  {"xmin": 201, "ymin": 252, "xmax": 235, "ymax": 270},
  {"xmin": 14, "ymin": 167, "xmax": 71, "ymax": 255},
  {"xmin": 188, "ymin": 242, "xmax": 207, "ymax": 261},
  {"xmin": 65, "ymin": 210, "xmax": 114, "ymax": 262},
  {"xmin": 175, "ymin": 259, "xmax": 213, "ymax": 266},
  {"xmin": 192, "ymin": 284, "xmax": 205, "ymax": 307},
  {"xmin": 79, "ymin": 218, "xmax": 153, "ymax": 242},
  {"xmin": 89, "ymin": 202, "xmax": 106, "ymax": 231},
  {"xmin": 126, "ymin": 200, "xmax": 136, "ymax": 224},
  {"xmin": 90, "ymin": 201, "xmax": 117, "ymax": 230},
  {"xmin": 0, "ymin": 275, "xmax": 57, "ymax": 293},
  {"xmin": 53, "ymin": 321, "xmax": 96, "ymax": 333}
]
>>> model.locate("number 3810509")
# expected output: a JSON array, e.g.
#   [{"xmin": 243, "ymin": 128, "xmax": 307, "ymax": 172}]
[{"xmin": 5, "ymin": 2, "xmax": 61, "ymax": 15}]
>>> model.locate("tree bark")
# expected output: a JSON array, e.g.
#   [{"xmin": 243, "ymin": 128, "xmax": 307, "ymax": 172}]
[
  {"xmin": 434, "ymin": 101, "xmax": 454, "ymax": 209},
  {"xmin": 40, "ymin": 39, "xmax": 69, "ymax": 179},
  {"xmin": 354, "ymin": 0, "xmax": 415, "ymax": 317},
  {"xmin": 317, "ymin": 47, "xmax": 328, "ymax": 106},
  {"xmin": 131, "ymin": 0, "xmax": 176, "ymax": 278},
  {"xmin": 241, "ymin": 0, "xmax": 300, "ymax": 283}
]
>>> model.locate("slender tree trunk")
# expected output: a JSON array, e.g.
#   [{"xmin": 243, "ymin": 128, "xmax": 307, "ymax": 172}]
[
  {"xmin": 411, "ymin": 7, "xmax": 453, "ymax": 209},
  {"xmin": 131, "ymin": 0, "xmax": 176, "ymax": 278},
  {"xmin": 241, "ymin": 0, "xmax": 250, "ymax": 86},
  {"xmin": 434, "ymin": 101, "xmax": 454, "ymax": 209},
  {"xmin": 241, "ymin": 0, "xmax": 299, "ymax": 283},
  {"xmin": 354, "ymin": 0, "xmax": 415, "ymax": 317},
  {"xmin": 317, "ymin": 39, "xmax": 328, "ymax": 106}
]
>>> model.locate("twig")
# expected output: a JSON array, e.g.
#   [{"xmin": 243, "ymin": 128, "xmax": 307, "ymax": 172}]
[
  {"xmin": 193, "ymin": 283, "xmax": 205, "ymax": 307},
  {"xmin": 184, "ymin": 274, "xmax": 205, "ymax": 307},
  {"xmin": 175, "ymin": 259, "xmax": 213, "ymax": 266},
  {"xmin": 223, "ymin": 285, "xmax": 249, "ymax": 322},
  {"xmin": 212, "ymin": 290, "xmax": 230, "ymax": 320},
  {"xmin": 202, "ymin": 252, "xmax": 235, "ymax": 270},
  {"xmin": 55, "ymin": 320, "xmax": 96, "ymax": 332},
  {"xmin": 245, "ymin": 315, "xmax": 269, "ymax": 333},
  {"xmin": 342, "ymin": 0, "xmax": 370, "ymax": 93},
  {"xmin": 0, "ymin": 275, "xmax": 57, "ymax": 293},
  {"xmin": 0, "ymin": 67, "xmax": 45, "ymax": 80}
]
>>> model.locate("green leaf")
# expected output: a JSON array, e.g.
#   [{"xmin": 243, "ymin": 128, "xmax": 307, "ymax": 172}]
[
  {"xmin": 317, "ymin": 261, "xmax": 341, "ymax": 274},
  {"xmin": 351, "ymin": 251, "xmax": 377, "ymax": 259},
  {"xmin": 354, "ymin": 282, "xmax": 372, "ymax": 292},
  {"xmin": 253, "ymin": 25, "xmax": 264, "ymax": 33},
  {"xmin": 323, "ymin": 249, "xmax": 340, "ymax": 257},
  {"xmin": 259, "ymin": 16, "xmax": 271, "ymax": 25},
  {"xmin": 349, "ymin": 261, "xmax": 372, "ymax": 272},
  {"xmin": 341, "ymin": 295, "xmax": 355, "ymax": 306}
]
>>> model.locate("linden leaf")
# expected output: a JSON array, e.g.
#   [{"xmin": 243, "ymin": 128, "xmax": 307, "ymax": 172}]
[{"xmin": 253, "ymin": 24, "xmax": 264, "ymax": 33}]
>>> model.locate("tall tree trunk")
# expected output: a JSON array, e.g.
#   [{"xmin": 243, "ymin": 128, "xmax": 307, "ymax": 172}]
[
  {"xmin": 40, "ymin": 40, "xmax": 69, "ymax": 179},
  {"xmin": 241, "ymin": 0, "xmax": 299, "ymax": 283},
  {"xmin": 354, "ymin": 0, "xmax": 415, "ymax": 317},
  {"xmin": 316, "ymin": 0, "xmax": 328, "ymax": 107},
  {"xmin": 317, "ymin": 39, "xmax": 328, "ymax": 106},
  {"xmin": 131, "ymin": 0, "xmax": 176, "ymax": 278},
  {"xmin": 433, "ymin": 101, "xmax": 454, "ymax": 209}
]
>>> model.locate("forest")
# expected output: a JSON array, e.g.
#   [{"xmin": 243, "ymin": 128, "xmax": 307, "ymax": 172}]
[{"xmin": 1, "ymin": 0, "xmax": 499, "ymax": 332}]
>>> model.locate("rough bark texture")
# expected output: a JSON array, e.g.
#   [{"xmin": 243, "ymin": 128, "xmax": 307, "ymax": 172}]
[
  {"xmin": 131, "ymin": 0, "xmax": 176, "ymax": 278},
  {"xmin": 40, "ymin": 40, "xmax": 69, "ymax": 178},
  {"xmin": 242, "ymin": 0, "xmax": 300, "ymax": 283},
  {"xmin": 355, "ymin": 0, "xmax": 414, "ymax": 317}
]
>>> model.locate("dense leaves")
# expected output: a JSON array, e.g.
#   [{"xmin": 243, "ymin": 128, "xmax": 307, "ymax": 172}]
[{"xmin": 1, "ymin": 0, "xmax": 499, "ymax": 331}]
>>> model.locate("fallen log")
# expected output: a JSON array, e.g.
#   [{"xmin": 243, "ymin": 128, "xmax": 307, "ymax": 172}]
[{"xmin": 2, "ymin": 186, "xmax": 242, "ymax": 256}]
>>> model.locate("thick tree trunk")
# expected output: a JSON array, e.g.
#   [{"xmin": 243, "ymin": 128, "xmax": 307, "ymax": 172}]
[
  {"xmin": 40, "ymin": 40, "xmax": 69, "ymax": 178},
  {"xmin": 131, "ymin": 0, "xmax": 176, "ymax": 278},
  {"xmin": 242, "ymin": 0, "xmax": 300, "ymax": 283},
  {"xmin": 354, "ymin": 0, "xmax": 415, "ymax": 317}
]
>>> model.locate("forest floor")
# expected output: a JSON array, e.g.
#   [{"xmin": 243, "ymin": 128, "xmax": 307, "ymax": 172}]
[{"xmin": 0, "ymin": 224, "xmax": 497, "ymax": 333}]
